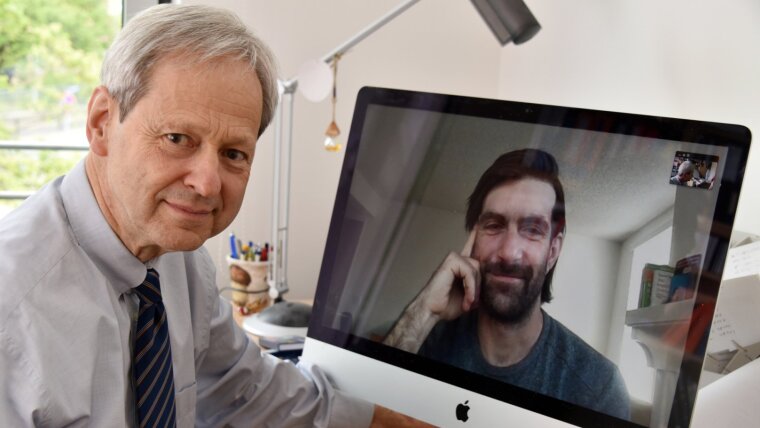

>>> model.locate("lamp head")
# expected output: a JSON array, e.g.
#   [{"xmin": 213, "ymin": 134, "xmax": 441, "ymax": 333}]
[{"xmin": 471, "ymin": 0, "xmax": 541, "ymax": 46}]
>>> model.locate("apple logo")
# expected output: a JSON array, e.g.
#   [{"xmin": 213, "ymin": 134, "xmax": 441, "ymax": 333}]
[{"xmin": 455, "ymin": 400, "xmax": 470, "ymax": 422}]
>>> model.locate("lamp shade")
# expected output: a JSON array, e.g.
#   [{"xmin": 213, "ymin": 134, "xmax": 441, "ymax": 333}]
[
  {"xmin": 297, "ymin": 59, "xmax": 333, "ymax": 102},
  {"xmin": 471, "ymin": 0, "xmax": 541, "ymax": 45}
]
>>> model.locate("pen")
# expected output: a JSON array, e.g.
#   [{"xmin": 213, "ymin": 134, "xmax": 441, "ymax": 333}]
[{"xmin": 229, "ymin": 233, "xmax": 238, "ymax": 259}]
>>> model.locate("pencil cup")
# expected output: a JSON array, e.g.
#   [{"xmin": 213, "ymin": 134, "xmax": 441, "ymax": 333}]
[{"xmin": 226, "ymin": 256, "xmax": 271, "ymax": 315}]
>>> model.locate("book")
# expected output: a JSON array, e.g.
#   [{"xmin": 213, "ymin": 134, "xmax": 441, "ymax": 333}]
[
  {"xmin": 650, "ymin": 265, "xmax": 675, "ymax": 305},
  {"xmin": 639, "ymin": 265, "xmax": 654, "ymax": 308},
  {"xmin": 668, "ymin": 254, "xmax": 701, "ymax": 302},
  {"xmin": 639, "ymin": 263, "xmax": 675, "ymax": 308}
]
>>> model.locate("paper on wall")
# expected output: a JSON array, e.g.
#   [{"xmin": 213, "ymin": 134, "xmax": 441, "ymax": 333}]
[
  {"xmin": 722, "ymin": 239, "xmax": 760, "ymax": 280},
  {"xmin": 707, "ymin": 274, "xmax": 760, "ymax": 353}
]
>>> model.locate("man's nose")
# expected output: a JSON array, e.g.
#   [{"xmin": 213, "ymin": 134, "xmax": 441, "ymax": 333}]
[
  {"xmin": 496, "ymin": 227, "xmax": 523, "ymax": 263},
  {"xmin": 184, "ymin": 149, "xmax": 222, "ymax": 197}
]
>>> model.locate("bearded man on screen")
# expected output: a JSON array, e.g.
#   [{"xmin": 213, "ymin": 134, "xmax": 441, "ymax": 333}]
[{"xmin": 384, "ymin": 149, "xmax": 630, "ymax": 420}]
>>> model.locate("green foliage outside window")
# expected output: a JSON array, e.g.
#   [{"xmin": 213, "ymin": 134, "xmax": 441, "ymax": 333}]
[
  {"xmin": 1, "ymin": 0, "xmax": 117, "ymax": 133},
  {"xmin": 0, "ymin": 149, "xmax": 84, "ymax": 190},
  {"xmin": 0, "ymin": 0, "xmax": 118, "ymax": 215}
]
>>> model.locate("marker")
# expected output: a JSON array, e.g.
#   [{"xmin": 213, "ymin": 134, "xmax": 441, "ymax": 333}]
[{"xmin": 229, "ymin": 233, "xmax": 239, "ymax": 259}]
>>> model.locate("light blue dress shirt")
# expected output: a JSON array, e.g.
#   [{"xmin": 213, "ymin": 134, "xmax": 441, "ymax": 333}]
[{"xmin": 0, "ymin": 159, "xmax": 373, "ymax": 427}]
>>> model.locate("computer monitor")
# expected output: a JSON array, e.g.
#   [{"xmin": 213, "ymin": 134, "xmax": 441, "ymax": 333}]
[{"xmin": 301, "ymin": 87, "xmax": 751, "ymax": 427}]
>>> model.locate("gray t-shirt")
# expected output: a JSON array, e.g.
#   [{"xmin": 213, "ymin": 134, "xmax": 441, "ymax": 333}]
[{"xmin": 419, "ymin": 310, "xmax": 630, "ymax": 420}]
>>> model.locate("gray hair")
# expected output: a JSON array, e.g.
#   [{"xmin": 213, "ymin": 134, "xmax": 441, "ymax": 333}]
[
  {"xmin": 101, "ymin": 4, "xmax": 279, "ymax": 136},
  {"xmin": 678, "ymin": 160, "xmax": 695, "ymax": 176}
]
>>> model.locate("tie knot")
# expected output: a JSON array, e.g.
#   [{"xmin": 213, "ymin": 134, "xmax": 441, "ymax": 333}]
[{"xmin": 135, "ymin": 268, "xmax": 162, "ymax": 305}]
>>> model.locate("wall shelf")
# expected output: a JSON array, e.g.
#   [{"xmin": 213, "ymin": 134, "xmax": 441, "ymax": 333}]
[{"xmin": 625, "ymin": 299, "xmax": 694, "ymax": 327}]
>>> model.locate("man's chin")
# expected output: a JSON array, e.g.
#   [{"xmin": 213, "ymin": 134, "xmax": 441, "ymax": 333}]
[
  {"xmin": 481, "ymin": 289, "xmax": 534, "ymax": 324},
  {"xmin": 484, "ymin": 305, "xmax": 533, "ymax": 325},
  {"xmin": 156, "ymin": 229, "xmax": 210, "ymax": 253}
]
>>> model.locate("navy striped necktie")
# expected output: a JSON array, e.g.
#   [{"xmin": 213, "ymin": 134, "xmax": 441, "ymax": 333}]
[{"xmin": 133, "ymin": 268, "xmax": 177, "ymax": 427}]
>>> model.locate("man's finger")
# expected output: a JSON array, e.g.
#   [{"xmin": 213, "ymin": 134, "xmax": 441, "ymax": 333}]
[
  {"xmin": 458, "ymin": 259, "xmax": 480, "ymax": 312},
  {"xmin": 461, "ymin": 228, "xmax": 477, "ymax": 258}
]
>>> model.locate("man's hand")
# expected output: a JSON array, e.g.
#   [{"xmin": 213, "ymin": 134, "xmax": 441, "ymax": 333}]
[
  {"xmin": 370, "ymin": 404, "xmax": 436, "ymax": 428},
  {"xmin": 383, "ymin": 230, "xmax": 480, "ymax": 353},
  {"xmin": 419, "ymin": 236, "xmax": 480, "ymax": 320}
]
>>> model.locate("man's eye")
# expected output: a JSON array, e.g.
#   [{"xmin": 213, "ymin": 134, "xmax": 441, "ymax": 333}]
[
  {"xmin": 522, "ymin": 225, "xmax": 546, "ymax": 238},
  {"xmin": 224, "ymin": 149, "xmax": 247, "ymax": 162},
  {"xmin": 483, "ymin": 222, "xmax": 503, "ymax": 232},
  {"xmin": 165, "ymin": 133, "xmax": 188, "ymax": 144}
]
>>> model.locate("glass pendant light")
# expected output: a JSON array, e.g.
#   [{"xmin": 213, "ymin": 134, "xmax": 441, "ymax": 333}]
[{"xmin": 323, "ymin": 55, "xmax": 342, "ymax": 152}]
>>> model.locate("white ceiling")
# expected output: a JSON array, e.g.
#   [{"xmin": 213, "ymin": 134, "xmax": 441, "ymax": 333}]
[{"xmin": 356, "ymin": 105, "xmax": 712, "ymax": 243}]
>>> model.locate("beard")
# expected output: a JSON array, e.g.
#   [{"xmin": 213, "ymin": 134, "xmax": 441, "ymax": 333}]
[{"xmin": 479, "ymin": 260, "xmax": 548, "ymax": 325}]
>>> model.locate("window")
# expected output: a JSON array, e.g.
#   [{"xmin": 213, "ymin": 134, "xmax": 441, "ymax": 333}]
[{"xmin": 0, "ymin": 0, "xmax": 121, "ymax": 218}]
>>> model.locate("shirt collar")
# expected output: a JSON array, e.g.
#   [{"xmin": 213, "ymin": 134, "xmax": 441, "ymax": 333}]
[{"xmin": 60, "ymin": 159, "xmax": 147, "ymax": 294}]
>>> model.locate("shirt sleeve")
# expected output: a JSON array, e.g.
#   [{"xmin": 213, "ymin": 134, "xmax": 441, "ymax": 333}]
[
  {"xmin": 0, "ymin": 327, "xmax": 46, "ymax": 426},
  {"xmin": 193, "ymin": 293, "xmax": 374, "ymax": 428}
]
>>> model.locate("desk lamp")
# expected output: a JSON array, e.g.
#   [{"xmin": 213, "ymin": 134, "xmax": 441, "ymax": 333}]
[{"xmin": 249, "ymin": 0, "xmax": 542, "ymax": 338}]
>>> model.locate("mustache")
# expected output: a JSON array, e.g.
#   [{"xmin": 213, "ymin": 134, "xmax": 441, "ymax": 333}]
[{"xmin": 482, "ymin": 261, "xmax": 533, "ymax": 281}]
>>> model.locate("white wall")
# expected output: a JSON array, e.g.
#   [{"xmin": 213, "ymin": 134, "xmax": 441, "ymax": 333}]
[
  {"xmin": 497, "ymin": 0, "xmax": 760, "ymax": 233},
  {"xmin": 548, "ymin": 233, "xmax": 620, "ymax": 352}
]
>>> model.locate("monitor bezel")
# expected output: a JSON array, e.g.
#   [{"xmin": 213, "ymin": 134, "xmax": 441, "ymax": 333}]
[{"xmin": 307, "ymin": 86, "xmax": 752, "ymax": 428}]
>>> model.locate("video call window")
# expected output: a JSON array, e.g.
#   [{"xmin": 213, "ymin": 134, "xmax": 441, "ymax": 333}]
[
  {"xmin": 669, "ymin": 151, "xmax": 720, "ymax": 189},
  {"xmin": 311, "ymin": 91, "xmax": 748, "ymax": 427}
]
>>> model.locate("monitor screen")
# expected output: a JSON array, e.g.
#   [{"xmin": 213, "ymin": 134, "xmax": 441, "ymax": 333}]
[{"xmin": 302, "ymin": 87, "xmax": 751, "ymax": 427}]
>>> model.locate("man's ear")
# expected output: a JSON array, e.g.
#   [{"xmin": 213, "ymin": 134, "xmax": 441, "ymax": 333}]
[
  {"xmin": 86, "ymin": 86, "xmax": 115, "ymax": 156},
  {"xmin": 547, "ymin": 231, "xmax": 564, "ymax": 271}
]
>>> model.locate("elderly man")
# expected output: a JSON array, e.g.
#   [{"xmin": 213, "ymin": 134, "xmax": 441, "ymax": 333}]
[
  {"xmin": 671, "ymin": 160, "xmax": 695, "ymax": 186},
  {"xmin": 0, "ymin": 5, "xmax": 426, "ymax": 427},
  {"xmin": 384, "ymin": 149, "xmax": 630, "ymax": 420}
]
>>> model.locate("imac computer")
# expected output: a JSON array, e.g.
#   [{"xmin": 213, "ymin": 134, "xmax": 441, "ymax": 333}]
[{"xmin": 300, "ymin": 87, "xmax": 751, "ymax": 427}]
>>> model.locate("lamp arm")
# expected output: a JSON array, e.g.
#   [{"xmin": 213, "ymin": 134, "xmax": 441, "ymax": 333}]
[
  {"xmin": 320, "ymin": 0, "xmax": 421, "ymax": 65},
  {"xmin": 270, "ymin": 0, "xmax": 421, "ymax": 298}
]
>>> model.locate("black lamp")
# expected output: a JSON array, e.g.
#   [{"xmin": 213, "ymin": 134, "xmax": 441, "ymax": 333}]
[{"xmin": 470, "ymin": 0, "xmax": 541, "ymax": 45}]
